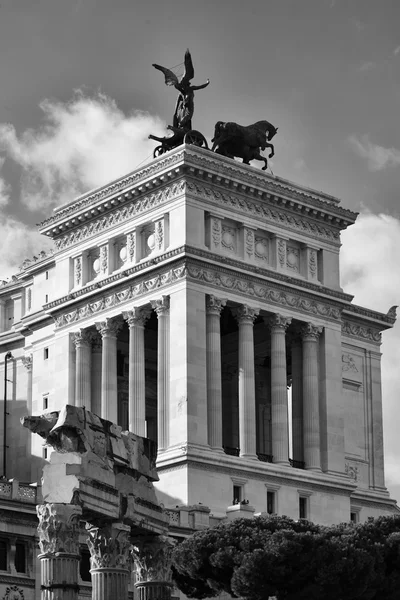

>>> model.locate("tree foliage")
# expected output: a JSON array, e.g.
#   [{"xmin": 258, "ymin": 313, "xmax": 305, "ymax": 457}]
[{"xmin": 171, "ymin": 514, "xmax": 400, "ymax": 600}]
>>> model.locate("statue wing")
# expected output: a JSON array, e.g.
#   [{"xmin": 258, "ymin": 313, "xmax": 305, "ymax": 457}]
[
  {"xmin": 152, "ymin": 64, "xmax": 179, "ymax": 87},
  {"xmin": 181, "ymin": 49, "xmax": 195, "ymax": 84}
]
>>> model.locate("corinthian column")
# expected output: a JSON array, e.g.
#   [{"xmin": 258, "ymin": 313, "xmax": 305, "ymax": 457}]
[
  {"xmin": 91, "ymin": 334, "xmax": 102, "ymax": 418},
  {"xmin": 151, "ymin": 296, "xmax": 170, "ymax": 451},
  {"xmin": 233, "ymin": 305, "xmax": 259, "ymax": 459},
  {"xmin": 87, "ymin": 522, "xmax": 131, "ymax": 600},
  {"xmin": 132, "ymin": 536, "xmax": 175, "ymax": 600},
  {"xmin": 122, "ymin": 306, "xmax": 151, "ymax": 436},
  {"xmin": 301, "ymin": 323, "xmax": 323, "ymax": 471},
  {"xmin": 267, "ymin": 314, "xmax": 292, "ymax": 465},
  {"xmin": 72, "ymin": 329, "xmax": 93, "ymax": 409},
  {"xmin": 22, "ymin": 354, "xmax": 33, "ymax": 414},
  {"xmin": 291, "ymin": 338, "xmax": 304, "ymax": 464},
  {"xmin": 206, "ymin": 295, "xmax": 226, "ymax": 451},
  {"xmin": 37, "ymin": 503, "xmax": 82, "ymax": 600},
  {"xmin": 95, "ymin": 318, "xmax": 122, "ymax": 423}
]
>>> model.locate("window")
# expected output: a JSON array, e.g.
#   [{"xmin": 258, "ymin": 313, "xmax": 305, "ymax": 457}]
[
  {"xmin": 44, "ymin": 348, "xmax": 49, "ymax": 360},
  {"xmin": 80, "ymin": 549, "xmax": 91, "ymax": 582},
  {"xmin": 350, "ymin": 510, "xmax": 360, "ymax": 523},
  {"xmin": 299, "ymin": 497, "xmax": 307, "ymax": 519},
  {"xmin": 267, "ymin": 491, "xmax": 275, "ymax": 515},
  {"xmin": 45, "ymin": 271, "xmax": 49, "ymax": 280},
  {"xmin": 43, "ymin": 396, "xmax": 48, "ymax": 410},
  {"xmin": 45, "ymin": 294, "xmax": 48, "ymax": 303},
  {"xmin": 15, "ymin": 542, "xmax": 26, "ymax": 573},
  {"xmin": 233, "ymin": 485, "xmax": 242, "ymax": 504},
  {"xmin": 43, "ymin": 448, "xmax": 48, "ymax": 460},
  {"xmin": 0, "ymin": 540, "xmax": 7, "ymax": 570}
]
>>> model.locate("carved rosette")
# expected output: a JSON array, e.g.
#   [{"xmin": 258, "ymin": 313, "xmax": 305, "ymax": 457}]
[
  {"xmin": 122, "ymin": 306, "xmax": 152, "ymax": 328},
  {"xmin": 267, "ymin": 313, "xmax": 292, "ymax": 331},
  {"xmin": 233, "ymin": 305, "xmax": 259, "ymax": 324},
  {"xmin": 95, "ymin": 317, "xmax": 123, "ymax": 338},
  {"xmin": 72, "ymin": 328, "xmax": 93, "ymax": 348},
  {"xmin": 99, "ymin": 244, "xmax": 108, "ymax": 276},
  {"xmin": 74, "ymin": 256, "xmax": 82, "ymax": 287},
  {"xmin": 132, "ymin": 536, "xmax": 175, "ymax": 583},
  {"xmin": 21, "ymin": 354, "xmax": 33, "ymax": 372},
  {"xmin": 151, "ymin": 296, "xmax": 170, "ymax": 317},
  {"xmin": 86, "ymin": 523, "xmax": 131, "ymax": 571},
  {"xmin": 37, "ymin": 503, "xmax": 82, "ymax": 556},
  {"xmin": 206, "ymin": 295, "xmax": 226, "ymax": 316},
  {"xmin": 300, "ymin": 322, "xmax": 323, "ymax": 341},
  {"xmin": 127, "ymin": 230, "xmax": 136, "ymax": 263}
]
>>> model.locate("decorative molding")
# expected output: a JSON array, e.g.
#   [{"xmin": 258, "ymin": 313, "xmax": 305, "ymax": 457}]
[{"xmin": 342, "ymin": 321, "xmax": 382, "ymax": 344}]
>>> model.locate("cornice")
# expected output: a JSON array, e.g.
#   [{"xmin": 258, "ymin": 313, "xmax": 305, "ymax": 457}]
[
  {"xmin": 343, "ymin": 305, "xmax": 396, "ymax": 328},
  {"xmin": 0, "ymin": 575, "xmax": 36, "ymax": 587},
  {"xmin": 341, "ymin": 320, "xmax": 383, "ymax": 344}
]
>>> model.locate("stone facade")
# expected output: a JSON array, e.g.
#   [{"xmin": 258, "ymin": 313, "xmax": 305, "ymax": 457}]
[{"xmin": 0, "ymin": 146, "xmax": 398, "ymax": 598}]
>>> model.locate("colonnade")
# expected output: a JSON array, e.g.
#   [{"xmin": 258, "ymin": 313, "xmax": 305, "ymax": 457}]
[{"xmin": 71, "ymin": 293, "xmax": 324, "ymax": 471}]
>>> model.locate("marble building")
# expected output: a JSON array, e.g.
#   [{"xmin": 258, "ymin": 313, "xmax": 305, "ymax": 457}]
[{"xmin": 0, "ymin": 144, "xmax": 398, "ymax": 597}]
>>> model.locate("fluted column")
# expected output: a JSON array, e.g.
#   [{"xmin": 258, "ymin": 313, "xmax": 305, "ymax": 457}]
[
  {"xmin": 73, "ymin": 329, "xmax": 93, "ymax": 409},
  {"xmin": 233, "ymin": 305, "xmax": 259, "ymax": 458},
  {"xmin": 91, "ymin": 334, "xmax": 102, "ymax": 418},
  {"xmin": 268, "ymin": 314, "xmax": 292, "ymax": 465},
  {"xmin": 87, "ymin": 522, "xmax": 131, "ymax": 600},
  {"xmin": 301, "ymin": 322, "xmax": 323, "ymax": 471},
  {"xmin": 291, "ymin": 339, "xmax": 304, "ymax": 463},
  {"xmin": 151, "ymin": 297, "xmax": 170, "ymax": 451},
  {"xmin": 22, "ymin": 354, "xmax": 33, "ymax": 414},
  {"xmin": 132, "ymin": 536, "xmax": 175, "ymax": 600},
  {"xmin": 37, "ymin": 503, "xmax": 82, "ymax": 600},
  {"xmin": 122, "ymin": 307, "xmax": 151, "ymax": 436},
  {"xmin": 206, "ymin": 295, "xmax": 226, "ymax": 451},
  {"xmin": 95, "ymin": 318, "xmax": 122, "ymax": 423}
]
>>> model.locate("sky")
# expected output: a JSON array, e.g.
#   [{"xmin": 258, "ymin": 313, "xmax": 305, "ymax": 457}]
[{"xmin": 0, "ymin": 0, "xmax": 399, "ymax": 503}]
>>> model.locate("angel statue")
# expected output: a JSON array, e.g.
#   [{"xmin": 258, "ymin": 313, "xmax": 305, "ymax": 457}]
[{"xmin": 153, "ymin": 49, "xmax": 210, "ymax": 131}]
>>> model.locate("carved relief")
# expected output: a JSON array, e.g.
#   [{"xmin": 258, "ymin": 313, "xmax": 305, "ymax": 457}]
[
  {"xmin": 99, "ymin": 245, "xmax": 108, "ymax": 276},
  {"xmin": 74, "ymin": 256, "xmax": 82, "ymax": 287},
  {"xmin": 245, "ymin": 228, "xmax": 255, "ymax": 259},
  {"xmin": 309, "ymin": 249, "xmax": 318, "ymax": 279},
  {"xmin": 345, "ymin": 462, "xmax": 358, "ymax": 482},
  {"xmin": 342, "ymin": 353, "xmax": 358, "ymax": 373},
  {"xmin": 221, "ymin": 225, "xmax": 236, "ymax": 252},
  {"xmin": 254, "ymin": 237, "xmax": 268, "ymax": 262},
  {"xmin": 132, "ymin": 536, "xmax": 175, "ymax": 583},
  {"xmin": 155, "ymin": 219, "xmax": 164, "ymax": 252},
  {"xmin": 286, "ymin": 246, "xmax": 300, "ymax": 272},
  {"xmin": 206, "ymin": 295, "xmax": 226, "ymax": 315},
  {"xmin": 211, "ymin": 217, "xmax": 222, "ymax": 249},
  {"xmin": 277, "ymin": 238, "xmax": 286, "ymax": 268},
  {"xmin": 126, "ymin": 231, "xmax": 136, "ymax": 263},
  {"xmin": 36, "ymin": 503, "xmax": 82, "ymax": 556},
  {"xmin": 86, "ymin": 522, "xmax": 131, "ymax": 570}
]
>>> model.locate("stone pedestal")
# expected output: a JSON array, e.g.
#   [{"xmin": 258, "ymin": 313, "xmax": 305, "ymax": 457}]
[
  {"xmin": 151, "ymin": 297, "xmax": 170, "ymax": 451},
  {"xmin": 268, "ymin": 314, "xmax": 292, "ymax": 465},
  {"xmin": 73, "ymin": 329, "xmax": 92, "ymax": 408},
  {"xmin": 87, "ymin": 522, "xmax": 131, "ymax": 600},
  {"xmin": 95, "ymin": 318, "xmax": 122, "ymax": 422},
  {"xmin": 233, "ymin": 305, "xmax": 259, "ymax": 459},
  {"xmin": 36, "ymin": 503, "xmax": 82, "ymax": 600},
  {"xmin": 206, "ymin": 295, "xmax": 226, "ymax": 451},
  {"xmin": 301, "ymin": 323, "xmax": 323, "ymax": 471}
]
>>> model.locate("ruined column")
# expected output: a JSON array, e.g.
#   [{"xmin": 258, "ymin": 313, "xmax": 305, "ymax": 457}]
[
  {"xmin": 122, "ymin": 307, "xmax": 151, "ymax": 436},
  {"xmin": 233, "ymin": 305, "xmax": 259, "ymax": 459},
  {"xmin": 22, "ymin": 354, "xmax": 33, "ymax": 414},
  {"xmin": 268, "ymin": 314, "xmax": 292, "ymax": 465},
  {"xmin": 206, "ymin": 295, "xmax": 226, "ymax": 451},
  {"xmin": 151, "ymin": 297, "xmax": 170, "ymax": 451},
  {"xmin": 37, "ymin": 503, "xmax": 82, "ymax": 600},
  {"xmin": 301, "ymin": 322, "xmax": 323, "ymax": 471},
  {"xmin": 95, "ymin": 318, "xmax": 122, "ymax": 423},
  {"xmin": 87, "ymin": 522, "xmax": 131, "ymax": 600},
  {"xmin": 73, "ymin": 329, "xmax": 93, "ymax": 409},
  {"xmin": 132, "ymin": 536, "xmax": 175, "ymax": 600},
  {"xmin": 291, "ymin": 338, "xmax": 304, "ymax": 464}
]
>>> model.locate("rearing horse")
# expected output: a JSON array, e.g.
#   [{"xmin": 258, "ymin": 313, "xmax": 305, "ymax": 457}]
[{"xmin": 211, "ymin": 120, "xmax": 278, "ymax": 170}]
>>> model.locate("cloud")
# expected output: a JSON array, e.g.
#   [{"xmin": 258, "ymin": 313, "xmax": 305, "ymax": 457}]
[
  {"xmin": 394, "ymin": 46, "xmax": 400, "ymax": 56},
  {"xmin": 0, "ymin": 215, "xmax": 55, "ymax": 281},
  {"xmin": 0, "ymin": 90, "xmax": 166, "ymax": 211},
  {"xmin": 0, "ymin": 159, "xmax": 10, "ymax": 207},
  {"xmin": 359, "ymin": 61, "xmax": 376, "ymax": 72},
  {"xmin": 348, "ymin": 134, "xmax": 400, "ymax": 171},
  {"xmin": 341, "ymin": 212, "xmax": 400, "ymax": 502}
]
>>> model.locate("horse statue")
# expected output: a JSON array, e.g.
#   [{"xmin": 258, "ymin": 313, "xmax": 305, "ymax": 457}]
[{"xmin": 211, "ymin": 120, "xmax": 278, "ymax": 170}]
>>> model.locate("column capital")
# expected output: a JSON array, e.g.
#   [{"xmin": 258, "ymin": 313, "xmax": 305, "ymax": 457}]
[
  {"xmin": 122, "ymin": 306, "xmax": 151, "ymax": 327},
  {"xmin": 21, "ymin": 354, "xmax": 33, "ymax": 371},
  {"xmin": 72, "ymin": 328, "xmax": 94, "ymax": 348},
  {"xmin": 151, "ymin": 295, "xmax": 170, "ymax": 317},
  {"xmin": 37, "ymin": 503, "xmax": 82, "ymax": 556},
  {"xmin": 233, "ymin": 305, "xmax": 259, "ymax": 324},
  {"xmin": 206, "ymin": 295, "xmax": 226, "ymax": 315},
  {"xmin": 95, "ymin": 317, "xmax": 123, "ymax": 337},
  {"xmin": 267, "ymin": 313, "xmax": 292, "ymax": 331},
  {"xmin": 300, "ymin": 322, "xmax": 323, "ymax": 340},
  {"xmin": 86, "ymin": 522, "xmax": 131, "ymax": 570},
  {"xmin": 91, "ymin": 332, "xmax": 103, "ymax": 352},
  {"xmin": 132, "ymin": 536, "xmax": 175, "ymax": 583}
]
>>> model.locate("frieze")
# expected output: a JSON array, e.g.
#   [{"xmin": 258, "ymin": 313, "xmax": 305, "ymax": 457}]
[{"xmin": 341, "ymin": 321, "xmax": 382, "ymax": 344}]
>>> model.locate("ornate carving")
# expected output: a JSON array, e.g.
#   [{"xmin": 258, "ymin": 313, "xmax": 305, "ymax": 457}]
[
  {"xmin": 72, "ymin": 329, "xmax": 93, "ymax": 347},
  {"xmin": 21, "ymin": 354, "xmax": 33, "ymax": 372},
  {"xmin": 86, "ymin": 522, "xmax": 131, "ymax": 570},
  {"xmin": 245, "ymin": 228, "xmax": 255, "ymax": 259},
  {"xmin": 151, "ymin": 295, "xmax": 170, "ymax": 316},
  {"xmin": 2, "ymin": 586, "xmax": 25, "ymax": 600},
  {"xmin": 254, "ymin": 237, "xmax": 268, "ymax": 261},
  {"xmin": 211, "ymin": 217, "xmax": 222, "ymax": 249},
  {"xmin": 36, "ymin": 503, "xmax": 82, "ymax": 556},
  {"xmin": 127, "ymin": 231, "xmax": 136, "ymax": 263},
  {"xmin": 342, "ymin": 321, "xmax": 382, "ymax": 343},
  {"xmin": 206, "ymin": 295, "xmax": 226, "ymax": 315},
  {"xmin": 286, "ymin": 246, "xmax": 299, "ymax": 272},
  {"xmin": 309, "ymin": 249, "xmax": 317, "ymax": 279},
  {"xmin": 221, "ymin": 226, "xmax": 236, "ymax": 252},
  {"xmin": 74, "ymin": 256, "xmax": 82, "ymax": 287},
  {"xmin": 155, "ymin": 220, "xmax": 164, "ymax": 251},
  {"xmin": 122, "ymin": 306, "xmax": 152, "ymax": 327},
  {"xmin": 345, "ymin": 463, "xmax": 358, "ymax": 481},
  {"xmin": 95, "ymin": 317, "xmax": 123, "ymax": 337},
  {"xmin": 233, "ymin": 304, "xmax": 259, "ymax": 323},
  {"xmin": 277, "ymin": 238, "xmax": 286, "ymax": 268},
  {"xmin": 386, "ymin": 305, "xmax": 398, "ymax": 321},
  {"xmin": 300, "ymin": 322, "xmax": 323, "ymax": 340},
  {"xmin": 342, "ymin": 353, "xmax": 358, "ymax": 372},
  {"xmin": 99, "ymin": 245, "xmax": 108, "ymax": 276},
  {"xmin": 132, "ymin": 536, "xmax": 175, "ymax": 583},
  {"xmin": 267, "ymin": 313, "xmax": 292, "ymax": 330}
]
